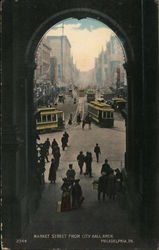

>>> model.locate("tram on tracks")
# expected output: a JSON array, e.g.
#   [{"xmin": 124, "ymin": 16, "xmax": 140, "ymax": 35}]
[
  {"xmin": 79, "ymin": 89, "xmax": 85, "ymax": 97},
  {"xmin": 112, "ymin": 97, "xmax": 127, "ymax": 111},
  {"xmin": 88, "ymin": 101, "xmax": 114, "ymax": 128},
  {"xmin": 87, "ymin": 89, "xmax": 95, "ymax": 102},
  {"xmin": 36, "ymin": 107, "xmax": 65, "ymax": 133}
]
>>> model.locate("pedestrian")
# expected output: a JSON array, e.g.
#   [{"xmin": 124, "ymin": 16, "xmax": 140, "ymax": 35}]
[
  {"xmin": 54, "ymin": 145, "xmax": 61, "ymax": 169},
  {"xmin": 72, "ymin": 179, "xmax": 84, "ymax": 209},
  {"xmin": 61, "ymin": 135, "xmax": 67, "ymax": 151},
  {"xmin": 77, "ymin": 113, "xmax": 81, "ymax": 124},
  {"xmin": 51, "ymin": 139, "xmax": 58, "ymax": 149},
  {"xmin": 114, "ymin": 168, "xmax": 123, "ymax": 192},
  {"xmin": 52, "ymin": 139, "xmax": 58, "ymax": 154},
  {"xmin": 82, "ymin": 120, "xmax": 85, "ymax": 130},
  {"xmin": 98, "ymin": 172, "xmax": 108, "ymax": 201},
  {"xmin": 38, "ymin": 156, "xmax": 46, "ymax": 184},
  {"xmin": 94, "ymin": 143, "xmax": 101, "ymax": 162},
  {"xmin": 68, "ymin": 113, "xmax": 72, "ymax": 125},
  {"xmin": 66, "ymin": 164, "xmax": 76, "ymax": 185},
  {"xmin": 88, "ymin": 114, "xmax": 91, "ymax": 129},
  {"xmin": 107, "ymin": 170, "xmax": 116, "ymax": 200},
  {"xmin": 61, "ymin": 178, "xmax": 71, "ymax": 212},
  {"xmin": 44, "ymin": 138, "xmax": 50, "ymax": 156},
  {"xmin": 48, "ymin": 158, "xmax": 57, "ymax": 184},
  {"xmin": 63, "ymin": 131, "xmax": 69, "ymax": 147},
  {"xmin": 84, "ymin": 152, "xmax": 93, "ymax": 177},
  {"xmin": 40, "ymin": 143, "xmax": 49, "ymax": 163},
  {"xmin": 77, "ymin": 151, "xmax": 85, "ymax": 174},
  {"xmin": 101, "ymin": 159, "xmax": 112, "ymax": 175}
]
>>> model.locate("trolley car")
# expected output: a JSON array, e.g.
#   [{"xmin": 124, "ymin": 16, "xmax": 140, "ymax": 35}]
[
  {"xmin": 112, "ymin": 97, "xmax": 127, "ymax": 111},
  {"xmin": 36, "ymin": 107, "xmax": 65, "ymax": 133},
  {"xmin": 87, "ymin": 89, "xmax": 95, "ymax": 102},
  {"xmin": 88, "ymin": 101, "xmax": 114, "ymax": 127},
  {"xmin": 79, "ymin": 89, "xmax": 85, "ymax": 97}
]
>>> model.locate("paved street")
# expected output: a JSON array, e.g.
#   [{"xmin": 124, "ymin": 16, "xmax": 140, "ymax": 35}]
[{"xmin": 15, "ymin": 97, "xmax": 146, "ymax": 250}]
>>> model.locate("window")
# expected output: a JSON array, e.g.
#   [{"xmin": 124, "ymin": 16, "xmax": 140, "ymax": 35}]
[
  {"xmin": 52, "ymin": 114, "xmax": 56, "ymax": 121},
  {"xmin": 42, "ymin": 115, "xmax": 46, "ymax": 122},
  {"xmin": 47, "ymin": 115, "xmax": 51, "ymax": 121},
  {"xmin": 111, "ymin": 112, "xmax": 113, "ymax": 118},
  {"xmin": 103, "ymin": 112, "xmax": 106, "ymax": 118},
  {"xmin": 107, "ymin": 112, "xmax": 111, "ymax": 118}
]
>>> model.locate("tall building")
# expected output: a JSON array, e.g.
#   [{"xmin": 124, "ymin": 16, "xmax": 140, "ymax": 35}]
[
  {"xmin": 95, "ymin": 35, "xmax": 126, "ymax": 88},
  {"xmin": 50, "ymin": 57, "xmax": 58, "ymax": 83},
  {"xmin": 34, "ymin": 38, "xmax": 51, "ymax": 83},
  {"xmin": 47, "ymin": 36, "xmax": 73, "ymax": 84}
]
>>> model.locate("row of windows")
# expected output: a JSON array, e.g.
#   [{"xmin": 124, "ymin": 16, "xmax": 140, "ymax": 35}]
[
  {"xmin": 88, "ymin": 106, "xmax": 113, "ymax": 119},
  {"xmin": 37, "ymin": 114, "xmax": 57, "ymax": 123},
  {"xmin": 103, "ymin": 111, "xmax": 113, "ymax": 119}
]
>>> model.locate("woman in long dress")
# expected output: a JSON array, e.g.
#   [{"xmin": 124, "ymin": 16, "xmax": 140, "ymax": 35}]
[
  {"xmin": 48, "ymin": 158, "xmax": 56, "ymax": 184},
  {"xmin": 61, "ymin": 178, "xmax": 71, "ymax": 211}
]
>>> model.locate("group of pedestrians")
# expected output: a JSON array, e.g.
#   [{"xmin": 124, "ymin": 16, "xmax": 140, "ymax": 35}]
[
  {"xmin": 97, "ymin": 159, "xmax": 123, "ymax": 201},
  {"xmin": 36, "ymin": 139, "xmax": 52, "ymax": 184},
  {"xmin": 82, "ymin": 114, "xmax": 91, "ymax": 129},
  {"xmin": 61, "ymin": 131, "xmax": 69, "ymax": 151},
  {"xmin": 77, "ymin": 151, "xmax": 93, "ymax": 177},
  {"xmin": 36, "ymin": 132, "xmax": 123, "ymax": 212},
  {"xmin": 61, "ymin": 164, "xmax": 84, "ymax": 211},
  {"xmin": 76, "ymin": 143, "xmax": 101, "ymax": 177}
]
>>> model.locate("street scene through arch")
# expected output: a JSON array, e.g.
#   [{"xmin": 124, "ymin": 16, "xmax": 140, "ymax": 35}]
[
  {"xmin": 26, "ymin": 17, "xmax": 140, "ymax": 250},
  {"xmin": 2, "ymin": 1, "xmax": 158, "ymax": 249}
]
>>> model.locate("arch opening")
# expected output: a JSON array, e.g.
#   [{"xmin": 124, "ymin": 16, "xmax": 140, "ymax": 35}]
[{"xmin": 32, "ymin": 16, "xmax": 128, "ymax": 190}]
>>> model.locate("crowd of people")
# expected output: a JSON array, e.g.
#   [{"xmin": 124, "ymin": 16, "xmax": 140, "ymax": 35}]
[
  {"xmin": 68, "ymin": 112, "xmax": 92, "ymax": 130},
  {"xmin": 36, "ymin": 130, "xmax": 123, "ymax": 212}
]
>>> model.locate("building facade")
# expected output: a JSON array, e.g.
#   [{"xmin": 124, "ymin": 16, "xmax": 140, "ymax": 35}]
[
  {"xmin": 95, "ymin": 35, "xmax": 126, "ymax": 88},
  {"xmin": 47, "ymin": 35, "xmax": 73, "ymax": 84},
  {"xmin": 34, "ymin": 38, "xmax": 51, "ymax": 83}
]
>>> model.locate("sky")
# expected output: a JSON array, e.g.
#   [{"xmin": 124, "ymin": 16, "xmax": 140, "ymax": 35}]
[{"xmin": 45, "ymin": 18, "xmax": 115, "ymax": 72}]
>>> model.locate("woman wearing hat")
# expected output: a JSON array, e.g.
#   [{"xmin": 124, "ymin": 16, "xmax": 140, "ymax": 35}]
[
  {"xmin": 48, "ymin": 158, "xmax": 57, "ymax": 184},
  {"xmin": 72, "ymin": 179, "xmax": 84, "ymax": 209},
  {"xmin": 61, "ymin": 178, "xmax": 71, "ymax": 212}
]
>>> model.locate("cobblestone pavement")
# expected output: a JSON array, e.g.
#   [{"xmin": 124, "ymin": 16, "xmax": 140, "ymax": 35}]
[{"xmin": 15, "ymin": 98, "xmax": 150, "ymax": 250}]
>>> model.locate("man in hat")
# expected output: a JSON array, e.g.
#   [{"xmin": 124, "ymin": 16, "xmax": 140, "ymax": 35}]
[
  {"xmin": 101, "ymin": 159, "xmax": 112, "ymax": 175},
  {"xmin": 66, "ymin": 164, "xmax": 76, "ymax": 184},
  {"xmin": 44, "ymin": 138, "xmax": 50, "ymax": 156},
  {"xmin": 77, "ymin": 151, "xmax": 85, "ymax": 174},
  {"xmin": 72, "ymin": 179, "xmax": 84, "ymax": 209},
  {"xmin": 94, "ymin": 143, "xmax": 101, "ymax": 162},
  {"xmin": 84, "ymin": 152, "xmax": 93, "ymax": 177},
  {"xmin": 63, "ymin": 131, "xmax": 69, "ymax": 147},
  {"xmin": 98, "ymin": 172, "xmax": 108, "ymax": 201}
]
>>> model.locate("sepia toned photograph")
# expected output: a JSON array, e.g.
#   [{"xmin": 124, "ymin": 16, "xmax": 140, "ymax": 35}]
[{"xmin": 2, "ymin": 1, "xmax": 158, "ymax": 250}]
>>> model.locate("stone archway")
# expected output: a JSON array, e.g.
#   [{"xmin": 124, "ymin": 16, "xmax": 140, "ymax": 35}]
[{"xmin": 2, "ymin": 1, "xmax": 158, "ymax": 248}]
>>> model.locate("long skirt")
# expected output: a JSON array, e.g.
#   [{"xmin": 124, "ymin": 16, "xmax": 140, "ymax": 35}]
[{"xmin": 61, "ymin": 191, "xmax": 71, "ymax": 212}]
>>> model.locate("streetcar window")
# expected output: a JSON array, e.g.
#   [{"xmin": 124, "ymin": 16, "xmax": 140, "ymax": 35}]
[
  {"xmin": 47, "ymin": 115, "xmax": 51, "ymax": 121},
  {"xmin": 52, "ymin": 114, "xmax": 56, "ymax": 121},
  {"xmin": 103, "ymin": 112, "xmax": 106, "ymax": 118},
  {"xmin": 42, "ymin": 115, "xmax": 46, "ymax": 122},
  {"xmin": 107, "ymin": 112, "xmax": 111, "ymax": 118}
]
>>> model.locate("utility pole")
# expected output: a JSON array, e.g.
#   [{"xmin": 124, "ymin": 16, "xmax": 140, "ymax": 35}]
[{"xmin": 61, "ymin": 22, "xmax": 64, "ymax": 82}]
